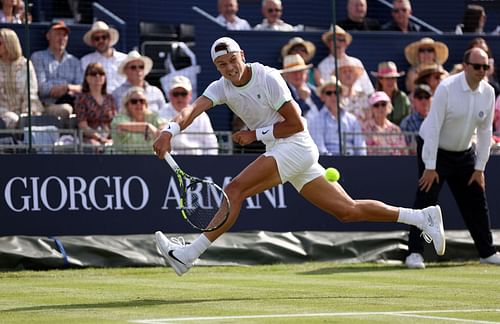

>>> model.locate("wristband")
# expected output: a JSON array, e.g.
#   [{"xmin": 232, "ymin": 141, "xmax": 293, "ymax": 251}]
[
  {"xmin": 256, "ymin": 125, "xmax": 275, "ymax": 142},
  {"xmin": 161, "ymin": 122, "xmax": 181, "ymax": 136}
]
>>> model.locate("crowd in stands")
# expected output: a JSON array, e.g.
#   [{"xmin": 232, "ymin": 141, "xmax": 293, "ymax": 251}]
[{"xmin": 0, "ymin": 0, "xmax": 499, "ymax": 155}]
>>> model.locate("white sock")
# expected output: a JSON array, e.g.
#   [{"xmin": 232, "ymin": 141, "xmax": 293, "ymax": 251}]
[
  {"xmin": 398, "ymin": 208, "xmax": 423, "ymax": 229},
  {"xmin": 186, "ymin": 234, "xmax": 211, "ymax": 262}
]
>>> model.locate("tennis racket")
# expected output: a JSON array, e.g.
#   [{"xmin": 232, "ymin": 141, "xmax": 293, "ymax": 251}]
[{"xmin": 163, "ymin": 152, "xmax": 230, "ymax": 232}]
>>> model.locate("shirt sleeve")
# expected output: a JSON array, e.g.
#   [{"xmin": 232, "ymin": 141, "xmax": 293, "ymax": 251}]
[
  {"xmin": 420, "ymin": 83, "xmax": 448, "ymax": 170},
  {"xmin": 266, "ymin": 69, "xmax": 292, "ymax": 111},
  {"xmin": 202, "ymin": 79, "xmax": 225, "ymax": 106},
  {"xmin": 475, "ymin": 89, "xmax": 495, "ymax": 171}
]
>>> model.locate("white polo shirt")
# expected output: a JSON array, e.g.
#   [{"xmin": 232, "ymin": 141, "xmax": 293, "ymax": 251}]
[{"xmin": 419, "ymin": 72, "xmax": 495, "ymax": 171}]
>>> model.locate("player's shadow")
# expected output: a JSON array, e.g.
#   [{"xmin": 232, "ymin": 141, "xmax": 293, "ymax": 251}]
[{"xmin": 299, "ymin": 262, "xmax": 469, "ymax": 275}]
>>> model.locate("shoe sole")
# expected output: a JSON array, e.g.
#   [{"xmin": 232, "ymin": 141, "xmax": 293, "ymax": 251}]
[
  {"xmin": 154, "ymin": 231, "xmax": 188, "ymax": 276},
  {"xmin": 433, "ymin": 205, "xmax": 446, "ymax": 256}
]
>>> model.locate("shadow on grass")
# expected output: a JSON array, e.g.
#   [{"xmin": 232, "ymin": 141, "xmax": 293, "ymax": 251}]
[{"xmin": 299, "ymin": 262, "xmax": 470, "ymax": 275}]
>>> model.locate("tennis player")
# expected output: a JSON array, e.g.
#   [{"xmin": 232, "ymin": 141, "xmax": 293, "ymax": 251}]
[{"xmin": 153, "ymin": 37, "xmax": 445, "ymax": 276}]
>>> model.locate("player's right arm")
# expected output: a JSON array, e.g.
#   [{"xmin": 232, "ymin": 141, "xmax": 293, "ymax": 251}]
[{"xmin": 153, "ymin": 96, "xmax": 213, "ymax": 158}]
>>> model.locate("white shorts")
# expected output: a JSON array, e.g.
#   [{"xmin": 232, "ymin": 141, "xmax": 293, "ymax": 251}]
[{"xmin": 264, "ymin": 131, "xmax": 325, "ymax": 192}]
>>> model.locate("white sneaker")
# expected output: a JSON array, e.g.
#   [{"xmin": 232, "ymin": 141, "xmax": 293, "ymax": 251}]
[
  {"xmin": 420, "ymin": 205, "xmax": 446, "ymax": 256},
  {"xmin": 155, "ymin": 231, "xmax": 192, "ymax": 276},
  {"xmin": 405, "ymin": 253, "xmax": 425, "ymax": 269},
  {"xmin": 480, "ymin": 252, "xmax": 500, "ymax": 265}
]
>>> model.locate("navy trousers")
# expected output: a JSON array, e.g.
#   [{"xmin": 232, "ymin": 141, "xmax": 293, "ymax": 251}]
[{"xmin": 408, "ymin": 137, "xmax": 496, "ymax": 258}]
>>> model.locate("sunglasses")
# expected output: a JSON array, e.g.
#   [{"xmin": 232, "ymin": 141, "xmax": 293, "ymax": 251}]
[
  {"xmin": 87, "ymin": 71, "xmax": 105, "ymax": 77},
  {"xmin": 92, "ymin": 34, "xmax": 109, "ymax": 42},
  {"xmin": 267, "ymin": 8, "xmax": 282, "ymax": 13},
  {"xmin": 414, "ymin": 94, "xmax": 431, "ymax": 100},
  {"xmin": 466, "ymin": 62, "xmax": 490, "ymax": 71},
  {"xmin": 323, "ymin": 90, "xmax": 337, "ymax": 96},
  {"xmin": 373, "ymin": 102, "xmax": 388, "ymax": 108},
  {"xmin": 392, "ymin": 8, "xmax": 408, "ymax": 13},
  {"xmin": 128, "ymin": 64, "xmax": 145, "ymax": 71},
  {"xmin": 330, "ymin": 37, "xmax": 347, "ymax": 43},
  {"xmin": 128, "ymin": 98, "xmax": 146, "ymax": 105},
  {"xmin": 418, "ymin": 47, "xmax": 435, "ymax": 53},
  {"xmin": 172, "ymin": 91, "xmax": 188, "ymax": 98}
]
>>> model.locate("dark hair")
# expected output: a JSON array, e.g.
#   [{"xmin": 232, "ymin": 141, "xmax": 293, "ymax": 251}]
[
  {"xmin": 82, "ymin": 63, "xmax": 107, "ymax": 95},
  {"xmin": 214, "ymin": 42, "xmax": 229, "ymax": 52},
  {"xmin": 467, "ymin": 37, "xmax": 492, "ymax": 58},
  {"xmin": 462, "ymin": 4, "xmax": 485, "ymax": 33}
]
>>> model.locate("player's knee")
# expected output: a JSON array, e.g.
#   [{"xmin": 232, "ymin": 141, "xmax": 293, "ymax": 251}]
[{"xmin": 224, "ymin": 180, "xmax": 245, "ymax": 204}]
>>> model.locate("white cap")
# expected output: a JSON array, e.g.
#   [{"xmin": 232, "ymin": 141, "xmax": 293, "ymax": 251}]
[
  {"xmin": 169, "ymin": 75, "xmax": 192, "ymax": 92},
  {"xmin": 210, "ymin": 37, "xmax": 242, "ymax": 61}
]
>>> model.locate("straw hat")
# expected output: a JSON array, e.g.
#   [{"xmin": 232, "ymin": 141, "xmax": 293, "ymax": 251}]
[
  {"xmin": 370, "ymin": 61, "xmax": 405, "ymax": 78},
  {"xmin": 404, "ymin": 37, "xmax": 449, "ymax": 66},
  {"xmin": 321, "ymin": 25, "xmax": 352, "ymax": 46},
  {"xmin": 280, "ymin": 37, "xmax": 316, "ymax": 62},
  {"xmin": 118, "ymin": 50, "xmax": 153, "ymax": 76},
  {"xmin": 338, "ymin": 56, "xmax": 364, "ymax": 76},
  {"xmin": 83, "ymin": 21, "xmax": 119, "ymax": 47},
  {"xmin": 414, "ymin": 63, "xmax": 447, "ymax": 85},
  {"xmin": 279, "ymin": 54, "xmax": 313, "ymax": 74},
  {"xmin": 316, "ymin": 75, "xmax": 343, "ymax": 96}
]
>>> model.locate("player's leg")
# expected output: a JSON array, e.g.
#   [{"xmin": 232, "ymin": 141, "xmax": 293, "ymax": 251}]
[{"xmin": 156, "ymin": 155, "xmax": 282, "ymax": 275}]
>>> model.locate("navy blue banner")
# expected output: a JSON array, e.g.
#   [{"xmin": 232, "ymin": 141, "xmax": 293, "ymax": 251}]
[{"xmin": 1, "ymin": 155, "xmax": 499, "ymax": 235}]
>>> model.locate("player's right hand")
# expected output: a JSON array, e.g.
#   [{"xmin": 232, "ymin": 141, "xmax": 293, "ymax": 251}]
[{"xmin": 152, "ymin": 132, "xmax": 172, "ymax": 159}]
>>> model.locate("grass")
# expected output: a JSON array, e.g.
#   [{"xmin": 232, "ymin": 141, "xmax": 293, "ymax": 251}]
[{"xmin": 0, "ymin": 262, "xmax": 499, "ymax": 323}]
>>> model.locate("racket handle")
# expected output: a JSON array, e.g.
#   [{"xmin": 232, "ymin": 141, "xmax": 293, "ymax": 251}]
[{"xmin": 164, "ymin": 152, "xmax": 180, "ymax": 171}]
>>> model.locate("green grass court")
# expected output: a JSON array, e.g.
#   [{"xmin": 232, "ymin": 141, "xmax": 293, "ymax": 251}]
[{"xmin": 1, "ymin": 262, "xmax": 500, "ymax": 323}]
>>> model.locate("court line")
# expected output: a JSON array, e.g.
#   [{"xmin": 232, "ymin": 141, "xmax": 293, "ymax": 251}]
[{"xmin": 129, "ymin": 308, "xmax": 500, "ymax": 323}]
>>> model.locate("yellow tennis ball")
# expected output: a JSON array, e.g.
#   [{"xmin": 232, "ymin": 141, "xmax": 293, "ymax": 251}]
[{"xmin": 325, "ymin": 167, "xmax": 340, "ymax": 182}]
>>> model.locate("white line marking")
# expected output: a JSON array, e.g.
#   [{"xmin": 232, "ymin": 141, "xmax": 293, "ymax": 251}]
[{"xmin": 129, "ymin": 309, "xmax": 500, "ymax": 323}]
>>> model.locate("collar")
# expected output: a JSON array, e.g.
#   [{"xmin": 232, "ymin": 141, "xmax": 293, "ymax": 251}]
[{"xmin": 460, "ymin": 71, "xmax": 484, "ymax": 93}]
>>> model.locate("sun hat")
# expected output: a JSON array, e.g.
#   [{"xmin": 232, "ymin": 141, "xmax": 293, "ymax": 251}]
[
  {"xmin": 280, "ymin": 37, "xmax": 316, "ymax": 62},
  {"xmin": 370, "ymin": 61, "xmax": 405, "ymax": 78},
  {"xmin": 404, "ymin": 37, "xmax": 449, "ymax": 66},
  {"xmin": 321, "ymin": 25, "xmax": 352, "ymax": 46},
  {"xmin": 169, "ymin": 75, "xmax": 192, "ymax": 92},
  {"xmin": 414, "ymin": 63, "xmax": 447, "ymax": 85},
  {"xmin": 83, "ymin": 21, "xmax": 119, "ymax": 47},
  {"xmin": 118, "ymin": 50, "xmax": 153, "ymax": 76},
  {"xmin": 279, "ymin": 54, "xmax": 313, "ymax": 74},
  {"xmin": 368, "ymin": 91, "xmax": 391, "ymax": 106},
  {"xmin": 210, "ymin": 37, "xmax": 242, "ymax": 61},
  {"xmin": 316, "ymin": 75, "xmax": 343, "ymax": 96}
]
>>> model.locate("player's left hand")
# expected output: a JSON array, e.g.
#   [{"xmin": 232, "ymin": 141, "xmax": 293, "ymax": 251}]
[
  {"xmin": 468, "ymin": 170, "xmax": 485, "ymax": 190},
  {"xmin": 152, "ymin": 132, "xmax": 173, "ymax": 159},
  {"xmin": 232, "ymin": 130, "xmax": 256, "ymax": 146}
]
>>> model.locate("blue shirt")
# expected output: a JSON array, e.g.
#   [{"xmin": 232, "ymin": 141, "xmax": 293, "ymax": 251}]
[
  {"xmin": 31, "ymin": 49, "xmax": 83, "ymax": 105},
  {"xmin": 307, "ymin": 106, "xmax": 367, "ymax": 155}
]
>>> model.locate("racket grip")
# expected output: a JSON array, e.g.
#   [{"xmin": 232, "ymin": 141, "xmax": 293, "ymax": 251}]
[{"xmin": 164, "ymin": 152, "xmax": 180, "ymax": 171}]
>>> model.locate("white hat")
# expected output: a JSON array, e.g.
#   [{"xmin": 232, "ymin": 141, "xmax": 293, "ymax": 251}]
[
  {"xmin": 118, "ymin": 50, "xmax": 153, "ymax": 76},
  {"xmin": 83, "ymin": 21, "xmax": 119, "ymax": 47},
  {"xmin": 210, "ymin": 37, "xmax": 242, "ymax": 61},
  {"xmin": 279, "ymin": 54, "xmax": 312, "ymax": 74},
  {"xmin": 169, "ymin": 75, "xmax": 192, "ymax": 92}
]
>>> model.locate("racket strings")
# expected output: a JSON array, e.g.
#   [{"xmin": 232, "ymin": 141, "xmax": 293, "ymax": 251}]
[{"xmin": 183, "ymin": 182, "xmax": 230, "ymax": 231}]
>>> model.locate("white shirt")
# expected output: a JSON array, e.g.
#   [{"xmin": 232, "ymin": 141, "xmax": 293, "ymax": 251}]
[
  {"xmin": 419, "ymin": 72, "xmax": 495, "ymax": 171},
  {"xmin": 254, "ymin": 19, "xmax": 294, "ymax": 31},
  {"xmin": 159, "ymin": 103, "xmax": 218, "ymax": 155},
  {"xmin": 81, "ymin": 49, "xmax": 127, "ymax": 93},
  {"xmin": 215, "ymin": 14, "xmax": 251, "ymax": 30},
  {"xmin": 317, "ymin": 54, "xmax": 374, "ymax": 95}
]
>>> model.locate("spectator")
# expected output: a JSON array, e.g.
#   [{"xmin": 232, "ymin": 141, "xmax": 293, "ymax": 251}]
[
  {"xmin": 338, "ymin": 0, "xmax": 380, "ymax": 31},
  {"xmin": 362, "ymin": 91, "xmax": 407, "ymax": 155},
  {"xmin": 455, "ymin": 4, "xmax": 486, "ymax": 34},
  {"xmin": 31, "ymin": 21, "xmax": 83, "ymax": 121},
  {"xmin": 308, "ymin": 75, "xmax": 366, "ymax": 156},
  {"xmin": 382, "ymin": 0, "xmax": 420, "ymax": 32},
  {"xmin": 338, "ymin": 56, "xmax": 371, "ymax": 123},
  {"xmin": 414, "ymin": 63, "xmax": 447, "ymax": 94},
  {"xmin": 111, "ymin": 87, "xmax": 165, "ymax": 153},
  {"xmin": 406, "ymin": 48, "xmax": 500, "ymax": 268},
  {"xmin": 158, "ymin": 76, "xmax": 218, "ymax": 155},
  {"xmin": 16, "ymin": 0, "xmax": 31, "ymax": 23},
  {"xmin": 112, "ymin": 50, "xmax": 166, "ymax": 113},
  {"xmin": 215, "ymin": 0, "xmax": 251, "ymax": 30},
  {"xmin": 254, "ymin": 0, "xmax": 294, "ymax": 31},
  {"xmin": 371, "ymin": 61, "xmax": 410, "ymax": 125},
  {"xmin": 467, "ymin": 38, "xmax": 499, "ymax": 96},
  {"xmin": 280, "ymin": 36, "xmax": 316, "ymax": 85},
  {"xmin": 316, "ymin": 25, "xmax": 374, "ymax": 95},
  {"xmin": 404, "ymin": 37, "xmax": 448, "ymax": 93},
  {"xmin": 0, "ymin": 0, "xmax": 21, "ymax": 23},
  {"xmin": 495, "ymin": 96, "xmax": 500, "ymax": 136},
  {"xmin": 400, "ymin": 84, "xmax": 432, "ymax": 152},
  {"xmin": 0, "ymin": 28, "xmax": 43, "ymax": 128},
  {"xmin": 81, "ymin": 21, "xmax": 127, "ymax": 93},
  {"xmin": 74, "ymin": 63, "xmax": 116, "ymax": 146},
  {"xmin": 279, "ymin": 54, "xmax": 322, "ymax": 119}
]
